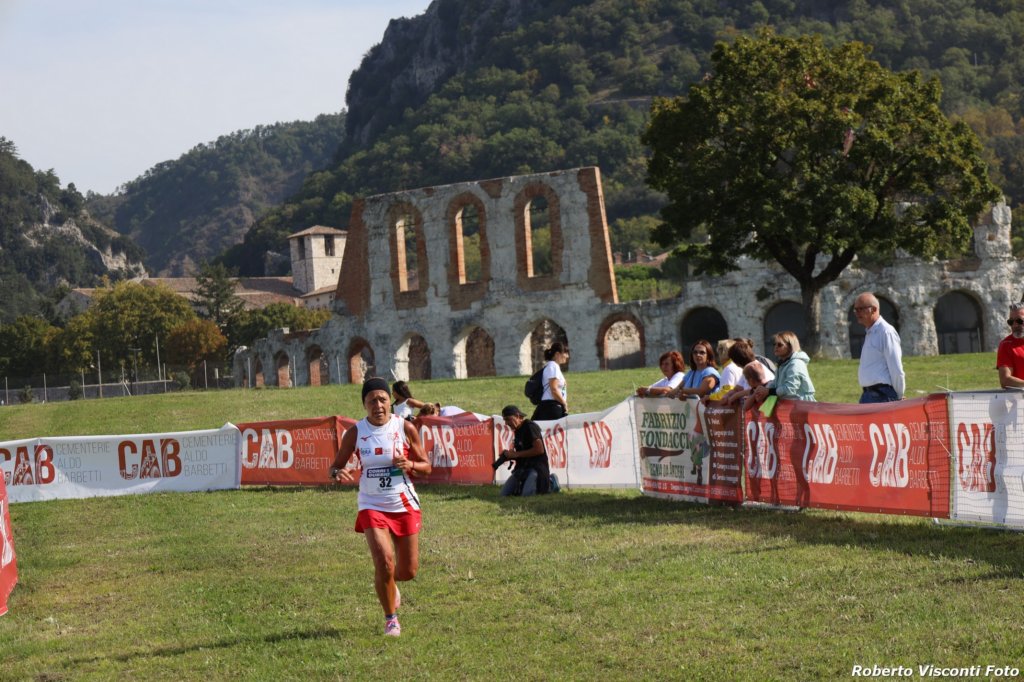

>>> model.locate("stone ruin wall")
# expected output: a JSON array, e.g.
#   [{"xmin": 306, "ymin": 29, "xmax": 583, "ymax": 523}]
[{"xmin": 234, "ymin": 168, "xmax": 1022, "ymax": 387}]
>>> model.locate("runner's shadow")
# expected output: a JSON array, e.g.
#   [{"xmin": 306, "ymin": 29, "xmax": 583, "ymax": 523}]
[{"xmin": 68, "ymin": 625, "xmax": 345, "ymax": 666}]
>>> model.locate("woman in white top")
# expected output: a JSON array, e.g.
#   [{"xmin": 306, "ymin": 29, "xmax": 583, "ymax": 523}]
[
  {"xmin": 717, "ymin": 339, "xmax": 743, "ymax": 390},
  {"xmin": 391, "ymin": 380, "xmax": 427, "ymax": 420},
  {"xmin": 332, "ymin": 377, "xmax": 431, "ymax": 638},
  {"xmin": 636, "ymin": 350, "xmax": 686, "ymax": 397},
  {"xmin": 532, "ymin": 341, "xmax": 569, "ymax": 421}
]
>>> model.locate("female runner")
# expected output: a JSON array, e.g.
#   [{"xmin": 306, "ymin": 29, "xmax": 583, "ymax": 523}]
[{"xmin": 332, "ymin": 377, "xmax": 431, "ymax": 637}]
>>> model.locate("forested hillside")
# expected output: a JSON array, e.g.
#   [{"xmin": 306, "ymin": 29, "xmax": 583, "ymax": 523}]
[
  {"xmin": 228, "ymin": 0, "xmax": 1024, "ymax": 275},
  {"xmin": 0, "ymin": 138, "xmax": 145, "ymax": 323},
  {"xmin": 91, "ymin": 113, "xmax": 345, "ymax": 276}
]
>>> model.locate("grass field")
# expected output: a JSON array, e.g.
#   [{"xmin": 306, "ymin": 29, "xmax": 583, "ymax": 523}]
[{"xmin": 1, "ymin": 353, "xmax": 1022, "ymax": 680}]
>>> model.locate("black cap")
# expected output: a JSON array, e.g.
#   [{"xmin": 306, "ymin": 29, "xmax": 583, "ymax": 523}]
[
  {"xmin": 362, "ymin": 377, "xmax": 390, "ymax": 401},
  {"xmin": 501, "ymin": 405, "xmax": 525, "ymax": 418}
]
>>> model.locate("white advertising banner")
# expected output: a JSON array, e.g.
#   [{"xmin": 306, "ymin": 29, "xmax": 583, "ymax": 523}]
[
  {"xmin": 0, "ymin": 424, "xmax": 242, "ymax": 504},
  {"xmin": 948, "ymin": 391, "xmax": 1024, "ymax": 529},
  {"xmin": 562, "ymin": 399, "xmax": 640, "ymax": 487},
  {"xmin": 492, "ymin": 399, "xmax": 640, "ymax": 489}
]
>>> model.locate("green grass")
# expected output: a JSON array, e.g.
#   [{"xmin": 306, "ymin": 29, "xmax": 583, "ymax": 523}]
[
  {"xmin": 3, "ymin": 487, "xmax": 1023, "ymax": 680},
  {"xmin": 0, "ymin": 353, "xmax": 1020, "ymax": 680},
  {"xmin": 0, "ymin": 352, "xmax": 1003, "ymax": 441}
]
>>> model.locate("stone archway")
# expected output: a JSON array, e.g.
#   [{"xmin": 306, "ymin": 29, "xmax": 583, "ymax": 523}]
[
  {"xmin": 524, "ymin": 319, "xmax": 569, "ymax": 372},
  {"xmin": 597, "ymin": 313, "xmax": 645, "ymax": 370},
  {"xmin": 347, "ymin": 338, "xmax": 375, "ymax": 384},
  {"xmin": 680, "ymin": 307, "xmax": 729, "ymax": 361},
  {"xmin": 455, "ymin": 327, "xmax": 496, "ymax": 378},
  {"xmin": 307, "ymin": 346, "xmax": 329, "ymax": 386},
  {"xmin": 396, "ymin": 334, "xmax": 432, "ymax": 381},
  {"xmin": 847, "ymin": 296, "xmax": 900, "ymax": 359},
  {"xmin": 275, "ymin": 352, "xmax": 291, "ymax": 388},
  {"xmin": 763, "ymin": 301, "xmax": 806, "ymax": 355},
  {"xmin": 254, "ymin": 359, "xmax": 265, "ymax": 388},
  {"xmin": 935, "ymin": 291, "xmax": 984, "ymax": 354}
]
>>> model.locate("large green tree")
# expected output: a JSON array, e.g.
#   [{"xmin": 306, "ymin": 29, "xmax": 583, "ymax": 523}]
[
  {"xmin": 84, "ymin": 281, "xmax": 196, "ymax": 370},
  {"xmin": 194, "ymin": 263, "xmax": 244, "ymax": 331},
  {"xmin": 644, "ymin": 30, "xmax": 1001, "ymax": 354}
]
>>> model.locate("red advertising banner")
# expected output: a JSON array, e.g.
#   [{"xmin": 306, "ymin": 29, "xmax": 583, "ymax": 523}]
[
  {"xmin": 0, "ymin": 474, "xmax": 17, "ymax": 616},
  {"xmin": 238, "ymin": 416, "xmax": 356, "ymax": 486},
  {"xmin": 415, "ymin": 414, "xmax": 494, "ymax": 484},
  {"xmin": 743, "ymin": 395, "xmax": 950, "ymax": 517},
  {"xmin": 702, "ymin": 402, "xmax": 745, "ymax": 503}
]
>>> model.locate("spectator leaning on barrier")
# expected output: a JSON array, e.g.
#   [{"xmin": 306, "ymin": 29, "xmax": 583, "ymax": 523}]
[
  {"xmin": 636, "ymin": 350, "xmax": 686, "ymax": 398},
  {"xmin": 496, "ymin": 405, "xmax": 552, "ymax": 496},
  {"xmin": 753, "ymin": 331, "xmax": 815, "ymax": 403},
  {"xmin": 854, "ymin": 292, "xmax": 905, "ymax": 403},
  {"xmin": 997, "ymin": 301, "xmax": 1024, "ymax": 389},
  {"xmin": 671, "ymin": 340, "xmax": 721, "ymax": 399}
]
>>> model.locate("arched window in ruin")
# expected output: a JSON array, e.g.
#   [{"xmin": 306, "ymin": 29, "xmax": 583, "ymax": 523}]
[
  {"xmin": 275, "ymin": 352, "xmax": 291, "ymax": 388},
  {"xmin": 347, "ymin": 338, "xmax": 375, "ymax": 384},
  {"xmin": 527, "ymin": 196, "xmax": 553, "ymax": 278},
  {"xmin": 520, "ymin": 319, "xmax": 570, "ymax": 373},
  {"xmin": 847, "ymin": 296, "xmax": 899, "ymax": 359},
  {"xmin": 934, "ymin": 291, "xmax": 984, "ymax": 354},
  {"xmin": 447, "ymin": 194, "xmax": 490, "ymax": 310},
  {"xmin": 307, "ymin": 346, "xmax": 329, "ymax": 387},
  {"xmin": 454, "ymin": 327, "xmax": 496, "ymax": 378},
  {"xmin": 396, "ymin": 334, "xmax": 432, "ymax": 381},
  {"xmin": 598, "ymin": 313, "xmax": 645, "ymax": 370},
  {"xmin": 254, "ymin": 359, "xmax": 265, "ymax": 388},
  {"xmin": 680, "ymin": 307, "xmax": 729, "ymax": 361},
  {"xmin": 457, "ymin": 201, "xmax": 483, "ymax": 283},
  {"xmin": 514, "ymin": 184, "xmax": 562, "ymax": 288},
  {"xmin": 763, "ymin": 301, "xmax": 807, "ymax": 355},
  {"xmin": 389, "ymin": 203, "xmax": 427, "ymax": 305}
]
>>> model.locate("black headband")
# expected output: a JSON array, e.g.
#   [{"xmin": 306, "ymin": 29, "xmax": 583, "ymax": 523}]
[{"xmin": 361, "ymin": 377, "xmax": 390, "ymax": 402}]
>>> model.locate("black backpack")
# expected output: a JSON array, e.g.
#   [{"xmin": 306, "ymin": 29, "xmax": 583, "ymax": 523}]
[{"xmin": 524, "ymin": 367, "xmax": 545, "ymax": 405}]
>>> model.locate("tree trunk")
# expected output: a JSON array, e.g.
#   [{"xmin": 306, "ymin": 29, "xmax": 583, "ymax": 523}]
[{"xmin": 801, "ymin": 285, "xmax": 823, "ymax": 357}]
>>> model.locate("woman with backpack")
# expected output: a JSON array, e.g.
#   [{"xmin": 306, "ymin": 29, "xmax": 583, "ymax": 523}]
[{"xmin": 532, "ymin": 341, "xmax": 569, "ymax": 421}]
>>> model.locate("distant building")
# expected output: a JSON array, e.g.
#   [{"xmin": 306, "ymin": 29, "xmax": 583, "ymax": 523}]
[
  {"xmin": 288, "ymin": 225, "xmax": 347, "ymax": 310},
  {"xmin": 56, "ymin": 225, "xmax": 347, "ymax": 317}
]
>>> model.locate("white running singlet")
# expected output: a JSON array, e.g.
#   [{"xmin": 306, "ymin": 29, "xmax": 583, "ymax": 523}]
[{"xmin": 354, "ymin": 415, "xmax": 421, "ymax": 513}]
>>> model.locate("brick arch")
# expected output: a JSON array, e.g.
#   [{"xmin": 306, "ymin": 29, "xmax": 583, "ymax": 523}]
[
  {"xmin": 447, "ymin": 192, "xmax": 490, "ymax": 310},
  {"xmin": 387, "ymin": 201, "xmax": 428, "ymax": 309},
  {"xmin": 596, "ymin": 312, "xmax": 645, "ymax": 370},
  {"xmin": 307, "ymin": 345, "xmax": 329, "ymax": 386},
  {"xmin": 396, "ymin": 333, "xmax": 432, "ymax": 381},
  {"xmin": 274, "ymin": 352, "xmax": 291, "ymax": 388},
  {"xmin": 513, "ymin": 182, "xmax": 563, "ymax": 291},
  {"xmin": 347, "ymin": 337, "xmax": 375, "ymax": 384},
  {"xmin": 253, "ymin": 358, "xmax": 265, "ymax": 388},
  {"xmin": 454, "ymin": 326, "xmax": 495, "ymax": 379},
  {"xmin": 519, "ymin": 318, "xmax": 570, "ymax": 374}
]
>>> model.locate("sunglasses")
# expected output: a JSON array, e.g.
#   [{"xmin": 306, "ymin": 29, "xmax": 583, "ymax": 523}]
[{"xmin": 1009, "ymin": 318, "xmax": 1024, "ymax": 326}]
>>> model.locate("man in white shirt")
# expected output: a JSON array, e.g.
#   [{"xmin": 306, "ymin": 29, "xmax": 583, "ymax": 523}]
[{"xmin": 853, "ymin": 292, "xmax": 905, "ymax": 403}]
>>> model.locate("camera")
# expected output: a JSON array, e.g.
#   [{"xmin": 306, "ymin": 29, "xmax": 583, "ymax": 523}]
[{"xmin": 492, "ymin": 452, "xmax": 511, "ymax": 470}]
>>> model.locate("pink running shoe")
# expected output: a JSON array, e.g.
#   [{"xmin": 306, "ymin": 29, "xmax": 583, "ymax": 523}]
[{"xmin": 384, "ymin": 617, "xmax": 401, "ymax": 637}]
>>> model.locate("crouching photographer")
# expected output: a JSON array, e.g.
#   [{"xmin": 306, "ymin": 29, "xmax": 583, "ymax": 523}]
[{"xmin": 496, "ymin": 405, "xmax": 552, "ymax": 496}]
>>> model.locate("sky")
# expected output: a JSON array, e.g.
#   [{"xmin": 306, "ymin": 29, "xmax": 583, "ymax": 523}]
[{"xmin": 0, "ymin": 0, "xmax": 433, "ymax": 195}]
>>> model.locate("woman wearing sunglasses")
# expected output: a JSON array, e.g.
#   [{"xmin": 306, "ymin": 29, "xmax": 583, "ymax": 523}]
[{"xmin": 752, "ymin": 331, "xmax": 815, "ymax": 403}]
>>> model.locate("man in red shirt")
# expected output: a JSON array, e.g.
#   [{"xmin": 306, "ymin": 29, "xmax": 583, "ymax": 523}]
[{"xmin": 997, "ymin": 302, "xmax": 1024, "ymax": 388}]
